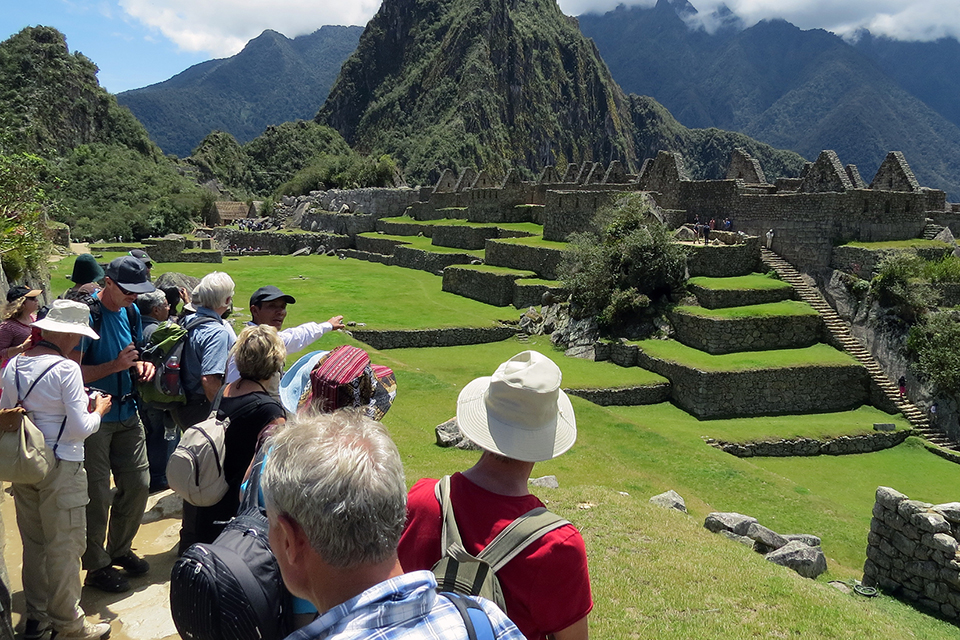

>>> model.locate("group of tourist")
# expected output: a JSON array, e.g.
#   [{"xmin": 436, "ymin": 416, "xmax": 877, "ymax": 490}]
[
  {"xmin": 690, "ymin": 216, "xmax": 734, "ymax": 244},
  {"xmin": 236, "ymin": 219, "xmax": 271, "ymax": 232},
  {"xmin": 0, "ymin": 251, "xmax": 593, "ymax": 640}
]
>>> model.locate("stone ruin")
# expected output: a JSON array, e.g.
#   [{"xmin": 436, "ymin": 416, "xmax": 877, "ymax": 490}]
[{"xmin": 704, "ymin": 512, "xmax": 827, "ymax": 579}]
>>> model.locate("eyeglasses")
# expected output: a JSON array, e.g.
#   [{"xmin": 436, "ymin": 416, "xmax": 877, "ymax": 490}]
[{"xmin": 117, "ymin": 284, "xmax": 135, "ymax": 296}]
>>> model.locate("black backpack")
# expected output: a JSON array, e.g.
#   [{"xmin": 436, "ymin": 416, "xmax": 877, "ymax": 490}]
[{"xmin": 169, "ymin": 456, "xmax": 293, "ymax": 640}]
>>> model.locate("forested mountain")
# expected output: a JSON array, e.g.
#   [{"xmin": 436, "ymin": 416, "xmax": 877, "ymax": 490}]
[
  {"xmin": 578, "ymin": 1, "xmax": 960, "ymax": 199},
  {"xmin": 0, "ymin": 26, "xmax": 210, "ymax": 241},
  {"xmin": 118, "ymin": 26, "xmax": 363, "ymax": 157},
  {"xmin": 317, "ymin": 0, "xmax": 803, "ymax": 184}
]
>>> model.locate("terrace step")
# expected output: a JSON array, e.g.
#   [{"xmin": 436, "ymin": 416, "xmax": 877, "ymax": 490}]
[
  {"xmin": 761, "ymin": 247, "xmax": 956, "ymax": 449},
  {"xmin": 923, "ymin": 222, "xmax": 946, "ymax": 240}
]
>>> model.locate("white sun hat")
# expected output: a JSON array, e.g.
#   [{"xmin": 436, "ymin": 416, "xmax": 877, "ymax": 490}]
[
  {"xmin": 32, "ymin": 299, "xmax": 99, "ymax": 340},
  {"xmin": 456, "ymin": 350, "xmax": 576, "ymax": 463}
]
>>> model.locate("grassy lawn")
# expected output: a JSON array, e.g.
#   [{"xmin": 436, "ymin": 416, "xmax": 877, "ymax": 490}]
[
  {"xmin": 688, "ymin": 272, "xmax": 792, "ymax": 291},
  {"xmin": 676, "ymin": 300, "xmax": 819, "ymax": 318},
  {"xmin": 379, "ymin": 216, "xmax": 543, "ymax": 235},
  {"xmin": 359, "ymin": 232, "xmax": 485, "ymax": 257},
  {"xmin": 488, "ymin": 235, "xmax": 570, "ymax": 249},
  {"xmin": 515, "ymin": 278, "xmax": 563, "ymax": 287},
  {"xmin": 636, "ymin": 340, "xmax": 858, "ymax": 370}
]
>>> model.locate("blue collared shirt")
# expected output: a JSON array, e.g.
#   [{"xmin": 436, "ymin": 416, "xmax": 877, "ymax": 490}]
[
  {"xmin": 180, "ymin": 307, "xmax": 234, "ymax": 402},
  {"xmin": 287, "ymin": 571, "xmax": 524, "ymax": 640}
]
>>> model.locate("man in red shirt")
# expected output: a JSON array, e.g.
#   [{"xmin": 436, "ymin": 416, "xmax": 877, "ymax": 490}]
[{"xmin": 398, "ymin": 351, "xmax": 592, "ymax": 640}]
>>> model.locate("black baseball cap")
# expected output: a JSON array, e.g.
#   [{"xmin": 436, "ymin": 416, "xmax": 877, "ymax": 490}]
[
  {"xmin": 6, "ymin": 285, "xmax": 42, "ymax": 302},
  {"xmin": 104, "ymin": 256, "xmax": 156, "ymax": 294},
  {"xmin": 129, "ymin": 249, "xmax": 154, "ymax": 268},
  {"xmin": 250, "ymin": 285, "xmax": 296, "ymax": 306}
]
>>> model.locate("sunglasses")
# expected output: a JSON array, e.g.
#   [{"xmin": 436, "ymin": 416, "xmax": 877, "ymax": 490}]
[{"xmin": 116, "ymin": 283, "xmax": 135, "ymax": 296}]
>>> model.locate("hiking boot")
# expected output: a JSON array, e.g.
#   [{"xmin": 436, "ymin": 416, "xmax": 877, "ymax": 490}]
[
  {"xmin": 23, "ymin": 619, "xmax": 50, "ymax": 640},
  {"xmin": 52, "ymin": 621, "xmax": 111, "ymax": 640},
  {"xmin": 111, "ymin": 551, "xmax": 149, "ymax": 576},
  {"xmin": 84, "ymin": 566, "xmax": 129, "ymax": 593}
]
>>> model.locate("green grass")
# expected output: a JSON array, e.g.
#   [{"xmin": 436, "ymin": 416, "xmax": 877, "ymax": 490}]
[
  {"xmin": 359, "ymin": 232, "xmax": 485, "ymax": 257},
  {"xmin": 515, "ymin": 278, "xmax": 563, "ymax": 287},
  {"xmin": 688, "ymin": 273, "xmax": 793, "ymax": 291},
  {"xmin": 676, "ymin": 300, "xmax": 819, "ymax": 318},
  {"xmin": 689, "ymin": 405, "xmax": 908, "ymax": 442},
  {"xmin": 843, "ymin": 239, "xmax": 952, "ymax": 250},
  {"xmin": 636, "ymin": 340, "xmax": 858, "ymax": 371},
  {"xmin": 448, "ymin": 264, "xmax": 537, "ymax": 277},
  {"xmin": 379, "ymin": 216, "xmax": 543, "ymax": 235},
  {"xmin": 488, "ymin": 235, "xmax": 570, "ymax": 249}
]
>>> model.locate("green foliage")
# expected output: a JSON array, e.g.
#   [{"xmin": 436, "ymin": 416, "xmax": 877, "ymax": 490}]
[
  {"xmin": 0, "ymin": 152, "xmax": 52, "ymax": 280},
  {"xmin": 921, "ymin": 254, "xmax": 960, "ymax": 283},
  {"xmin": 50, "ymin": 143, "xmax": 211, "ymax": 241},
  {"xmin": 908, "ymin": 310, "xmax": 960, "ymax": 394},
  {"xmin": 559, "ymin": 193, "xmax": 687, "ymax": 325},
  {"xmin": 870, "ymin": 252, "xmax": 939, "ymax": 320},
  {"xmin": 277, "ymin": 153, "xmax": 398, "ymax": 195}
]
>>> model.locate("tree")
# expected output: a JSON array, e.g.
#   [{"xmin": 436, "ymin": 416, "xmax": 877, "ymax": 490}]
[{"xmin": 0, "ymin": 151, "xmax": 52, "ymax": 280}]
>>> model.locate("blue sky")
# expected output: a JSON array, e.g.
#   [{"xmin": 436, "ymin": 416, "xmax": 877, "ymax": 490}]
[{"xmin": 2, "ymin": 0, "xmax": 958, "ymax": 94}]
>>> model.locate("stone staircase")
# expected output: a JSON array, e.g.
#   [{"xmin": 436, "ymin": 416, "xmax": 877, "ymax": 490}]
[
  {"xmin": 760, "ymin": 247, "xmax": 957, "ymax": 449},
  {"xmin": 922, "ymin": 222, "xmax": 946, "ymax": 240}
]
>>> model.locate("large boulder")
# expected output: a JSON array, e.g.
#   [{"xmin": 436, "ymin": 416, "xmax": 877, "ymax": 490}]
[
  {"xmin": 746, "ymin": 522, "xmax": 788, "ymax": 554},
  {"xmin": 705, "ymin": 512, "xmax": 757, "ymax": 536},
  {"xmin": 649, "ymin": 490, "xmax": 687, "ymax": 513},
  {"xmin": 154, "ymin": 272, "xmax": 201, "ymax": 293},
  {"xmin": 764, "ymin": 540, "xmax": 827, "ymax": 579}
]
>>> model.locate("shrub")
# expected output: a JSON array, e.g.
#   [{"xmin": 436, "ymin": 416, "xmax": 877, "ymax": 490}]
[
  {"xmin": 0, "ymin": 152, "xmax": 52, "ymax": 279},
  {"xmin": 870, "ymin": 252, "xmax": 938, "ymax": 321},
  {"xmin": 559, "ymin": 193, "xmax": 687, "ymax": 326},
  {"xmin": 907, "ymin": 310, "xmax": 960, "ymax": 394}
]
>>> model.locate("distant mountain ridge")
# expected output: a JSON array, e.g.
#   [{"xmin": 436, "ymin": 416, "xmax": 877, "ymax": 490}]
[
  {"xmin": 118, "ymin": 25, "xmax": 362, "ymax": 157},
  {"xmin": 578, "ymin": 1, "xmax": 960, "ymax": 199}
]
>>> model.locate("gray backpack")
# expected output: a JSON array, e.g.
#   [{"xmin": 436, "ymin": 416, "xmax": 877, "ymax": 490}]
[{"xmin": 431, "ymin": 475, "xmax": 570, "ymax": 613}]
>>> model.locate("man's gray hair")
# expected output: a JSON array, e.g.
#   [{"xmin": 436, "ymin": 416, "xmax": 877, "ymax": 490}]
[
  {"xmin": 135, "ymin": 290, "xmax": 167, "ymax": 315},
  {"xmin": 192, "ymin": 272, "xmax": 235, "ymax": 309},
  {"xmin": 261, "ymin": 410, "xmax": 407, "ymax": 568}
]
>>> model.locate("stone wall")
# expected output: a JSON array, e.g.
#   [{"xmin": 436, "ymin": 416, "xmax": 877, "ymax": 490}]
[
  {"xmin": 282, "ymin": 188, "xmax": 421, "ymax": 218},
  {"xmin": 392, "ymin": 246, "xmax": 476, "ymax": 274},
  {"xmin": 376, "ymin": 219, "xmax": 432, "ymax": 237},
  {"xmin": 690, "ymin": 283, "xmax": 794, "ymax": 309},
  {"xmin": 686, "ymin": 237, "xmax": 761, "ymax": 277},
  {"xmin": 513, "ymin": 281, "xmax": 567, "ymax": 309},
  {"xmin": 542, "ymin": 189, "xmax": 624, "ymax": 241},
  {"xmin": 299, "ymin": 212, "xmax": 377, "ymax": 236},
  {"xmin": 432, "ymin": 225, "xmax": 501, "ymax": 250},
  {"xmin": 46, "ymin": 223, "xmax": 70, "ymax": 247},
  {"xmin": 637, "ymin": 349, "xmax": 869, "ymax": 419},
  {"xmin": 442, "ymin": 267, "xmax": 536, "ymax": 307},
  {"xmin": 831, "ymin": 244, "xmax": 954, "ymax": 277},
  {"xmin": 351, "ymin": 326, "xmax": 518, "ymax": 350},
  {"xmin": 712, "ymin": 429, "xmax": 910, "ymax": 457},
  {"xmin": 356, "ymin": 234, "xmax": 408, "ymax": 255},
  {"xmin": 484, "ymin": 240, "xmax": 567, "ymax": 280},
  {"xmin": 669, "ymin": 308, "xmax": 822, "ymax": 354},
  {"xmin": 565, "ymin": 383, "xmax": 671, "ymax": 406},
  {"xmin": 213, "ymin": 229, "xmax": 352, "ymax": 255},
  {"xmin": 177, "ymin": 250, "xmax": 223, "ymax": 263},
  {"xmin": 863, "ymin": 487, "xmax": 960, "ymax": 620}
]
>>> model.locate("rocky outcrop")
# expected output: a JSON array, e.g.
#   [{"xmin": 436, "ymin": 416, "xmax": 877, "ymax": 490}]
[{"xmin": 705, "ymin": 511, "xmax": 827, "ymax": 579}]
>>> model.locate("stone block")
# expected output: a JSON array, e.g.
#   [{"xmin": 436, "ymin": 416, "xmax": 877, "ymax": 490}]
[
  {"xmin": 867, "ymin": 543, "xmax": 891, "ymax": 569},
  {"xmin": 746, "ymin": 523, "xmax": 788, "ymax": 553},
  {"xmin": 764, "ymin": 541, "xmax": 827, "ymax": 579},
  {"xmin": 876, "ymin": 486, "xmax": 908, "ymax": 510},
  {"xmin": 912, "ymin": 511, "xmax": 951, "ymax": 534},
  {"xmin": 704, "ymin": 512, "xmax": 757, "ymax": 536},
  {"xmin": 906, "ymin": 560, "xmax": 940, "ymax": 581},
  {"xmin": 719, "ymin": 530, "xmax": 755, "ymax": 547},
  {"xmin": 930, "ymin": 533, "xmax": 960, "ymax": 555},
  {"xmin": 935, "ymin": 502, "xmax": 960, "ymax": 524},
  {"xmin": 898, "ymin": 499, "xmax": 933, "ymax": 520},
  {"xmin": 649, "ymin": 490, "xmax": 687, "ymax": 513},
  {"xmin": 529, "ymin": 475, "xmax": 559, "ymax": 489},
  {"xmin": 873, "ymin": 423, "xmax": 896, "ymax": 432}
]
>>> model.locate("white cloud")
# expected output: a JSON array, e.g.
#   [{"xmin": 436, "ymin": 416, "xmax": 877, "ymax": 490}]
[
  {"xmin": 117, "ymin": 0, "xmax": 382, "ymax": 57},
  {"xmin": 116, "ymin": 0, "xmax": 960, "ymax": 58}
]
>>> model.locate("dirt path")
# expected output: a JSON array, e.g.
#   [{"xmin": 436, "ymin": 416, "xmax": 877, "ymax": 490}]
[{"xmin": 2, "ymin": 488, "xmax": 182, "ymax": 640}]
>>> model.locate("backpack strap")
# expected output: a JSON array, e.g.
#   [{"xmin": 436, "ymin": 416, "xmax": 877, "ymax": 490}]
[
  {"xmin": 436, "ymin": 475, "xmax": 570, "ymax": 572},
  {"xmin": 440, "ymin": 592, "xmax": 495, "ymax": 640},
  {"xmin": 14, "ymin": 357, "xmax": 67, "ymax": 406}
]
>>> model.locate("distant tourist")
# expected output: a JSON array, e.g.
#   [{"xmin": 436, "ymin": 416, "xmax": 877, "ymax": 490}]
[
  {"xmin": 766, "ymin": 228, "xmax": 775, "ymax": 249},
  {"xmin": 398, "ymin": 351, "xmax": 593, "ymax": 640},
  {"xmin": 128, "ymin": 249, "xmax": 154, "ymax": 280},
  {"xmin": 0, "ymin": 286, "xmax": 42, "ymax": 370},
  {"xmin": 898, "ymin": 376, "xmax": 906, "ymax": 400},
  {"xmin": 61, "ymin": 255, "xmax": 104, "ymax": 307}
]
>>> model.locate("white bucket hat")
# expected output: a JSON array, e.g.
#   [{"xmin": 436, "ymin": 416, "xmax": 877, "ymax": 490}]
[
  {"xmin": 456, "ymin": 350, "xmax": 576, "ymax": 463},
  {"xmin": 32, "ymin": 299, "xmax": 99, "ymax": 340}
]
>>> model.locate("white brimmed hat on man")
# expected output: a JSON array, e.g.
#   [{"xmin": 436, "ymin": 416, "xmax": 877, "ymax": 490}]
[{"xmin": 456, "ymin": 350, "xmax": 576, "ymax": 463}]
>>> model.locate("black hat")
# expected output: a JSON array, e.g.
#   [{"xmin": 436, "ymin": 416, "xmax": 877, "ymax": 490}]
[
  {"xmin": 6, "ymin": 285, "xmax": 42, "ymax": 303},
  {"xmin": 104, "ymin": 257, "xmax": 156, "ymax": 294},
  {"xmin": 250, "ymin": 285, "xmax": 296, "ymax": 307},
  {"xmin": 129, "ymin": 249, "xmax": 154, "ymax": 268},
  {"xmin": 68, "ymin": 254, "xmax": 105, "ymax": 285}
]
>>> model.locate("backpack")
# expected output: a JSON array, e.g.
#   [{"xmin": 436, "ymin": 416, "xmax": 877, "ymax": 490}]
[
  {"xmin": 166, "ymin": 386, "xmax": 228, "ymax": 507},
  {"xmin": 139, "ymin": 315, "xmax": 217, "ymax": 407},
  {"xmin": 441, "ymin": 592, "xmax": 496, "ymax": 640},
  {"xmin": 170, "ymin": 457, "xmax": 293, "ymax": 640},
  {"xmin": 431, "ymin": 475, "xmax": 570, "ymax": 613}
]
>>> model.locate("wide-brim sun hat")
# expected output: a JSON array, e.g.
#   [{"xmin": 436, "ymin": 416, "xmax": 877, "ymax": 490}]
[
  {"xmin": 456, "ymin": 350, "xmax": 576, "ymax": 463},
  {"xmin": 280, "ymin": 350, "xmax": 329, "ymax": 414},
  {"xmin": 32, "ymin": 299, "xmax": 99, "ymax": 340}
]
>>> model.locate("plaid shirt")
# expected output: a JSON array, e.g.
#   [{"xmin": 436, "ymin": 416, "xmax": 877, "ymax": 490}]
[{"xmin": 286, "ymin": 571, "xmax": 525, "ymax": 640}]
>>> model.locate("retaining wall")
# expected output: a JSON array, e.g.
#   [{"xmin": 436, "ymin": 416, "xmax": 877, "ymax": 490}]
[
  {"xmin": 636, "ymin": 350, "xmax": 869, "ymax": 419},
  {"xmin": 282, "ymin": 188, "xmax": 421, "ymax": 218},
  {"xmin": 442, "ymin": 267, "xmax": 536, "ymax": 307},
  {"xmin": 542, "ymin": 189, "xmax": 624, "ymax": 241},
  {"xmin": 432, "ymin": 225, "xmax": 501, "ymax": 250},
  {"xmin": 863, "ymin": 487, "xmax": 960, "ymax": 620},
  {"xmin": 513, "ymin": 282, "xmax": 567, "ymax": 309},
  {"xmin": 713, "ymin": 430, "xmax": 910, "ymax": 457},
  {"xmin": 690, "ymin": 283, "xmax": 794, "ymax": 309},
  {"xmin": 351, "ymin": 326, "xmax": 518, "ymax": 350},
  {"xmin": 299, "ymin": 212, "xmax": 377, "ymax": 236},
  {"xmin": 686, "ymin": 237, "xmax": 762, "ymax": 277},
  {"xmin": 484, "ymin": 240, "xmax": 567, "ymax": 280},
  {"xmin": 565, "ymin": 384, "xmax": 671, "ymax": 406},
  {"xmin": 669, "ymin": 308, "xmax": 822, "ymax": 354},
  {"xmin": 356, "ymin": 234, "xmax": 409, "ymax": 255},
  {"xmin": 213, "ymin": 229, "xmax": 352, "ymax": 255},
  {"xmin": 392, "ymin": 246, "xmax": 477, "ymax": 274},
  {"xmin": 376, "ymin": 219, "xmax": 433, "ymax": 237}
]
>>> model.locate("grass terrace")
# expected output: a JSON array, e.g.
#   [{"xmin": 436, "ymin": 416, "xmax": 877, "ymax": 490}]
[
  {"xmin": 514, "ymin": 278, "xmax": 564, "ymax": 287},
  {"xmin": 688, "ymin": 273, "xmax": 793, "ymax": 291},
  {"xmin": 676, "ymin": 300, "xmax": 819, "ymax": 318},
  {"xmin": 843, "ymin": 239, "xmax": 953, "ymax": 250},
  {"xmin": 448, "ymin": 264, "xmax": 537, "ymax": 277},
  {"xmin": 379, "ymin": 216, "xmax": 543, "ymax": 235},
  {"xmin": 358, "ymin": 232, "xmax": 485, "ymax": 257},
  {"xmin": 635, "ymin": 340, "xmax": 857, "ymax": 371},
  {"xmin": 487, "ymin": 235, "xmax": 570, "ymax": 249}
]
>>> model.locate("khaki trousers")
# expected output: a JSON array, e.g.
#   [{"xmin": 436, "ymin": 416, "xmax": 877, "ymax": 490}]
[{"xmin": 13, "ymin": 460, "xmax": 88, "ymax": 632}]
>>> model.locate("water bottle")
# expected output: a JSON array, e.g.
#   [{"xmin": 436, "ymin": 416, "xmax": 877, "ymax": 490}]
[{"xmin": 162, "ymin": 355, "xmax": 180, "ymax": 396}]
